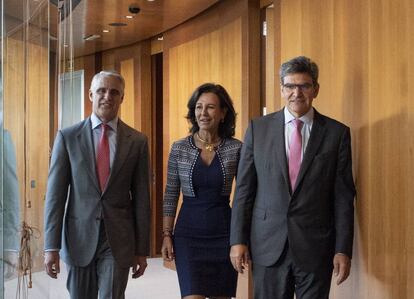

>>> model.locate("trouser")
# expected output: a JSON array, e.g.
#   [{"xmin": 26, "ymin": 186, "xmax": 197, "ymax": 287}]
[
  {"xmin": 66, "ymin": 222, "xmax": 130, "ymax": 299},
  {"xmin": 252, "ymin": 243, "xmax": 332, "ymax": 299}
]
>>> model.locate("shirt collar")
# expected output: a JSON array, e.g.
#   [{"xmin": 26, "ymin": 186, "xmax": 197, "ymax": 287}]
[
  {"xmin": 91, "ymin": 113, "xmax": 118, "ymax": 132},
  {"xmin": 284, "ymin": 107, "xmax": 314, "ymax": 126}
]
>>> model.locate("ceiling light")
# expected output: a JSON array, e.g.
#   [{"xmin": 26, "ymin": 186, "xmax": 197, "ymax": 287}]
[
  {"xmin": 157, "ymin": 36, "xmax": 163, "ymax": 41},
  {"xmin": 84, "ymin": 34, "xmax": 101, "ymax": 41},
  {"xmin": 102, "ymin": 29, "xmax": 110, "ymax": 33},
  {"xmin": 147, "ymin": 0, "xmax": 155, "ymax": 2},
  {"xmin": 125, "ymin": 15, "xmax": 134, "ymax": 19},
  {"xmin": 128, "ymin": 5, "xmax": 140, "ymax": 14},
  {"xmin": 108, "ymin": 22, "xmax": 127, "ymax": 27}
]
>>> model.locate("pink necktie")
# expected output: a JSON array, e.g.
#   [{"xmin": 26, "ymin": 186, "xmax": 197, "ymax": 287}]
[
  {"xmin": 289, "ymin": 119, "xmax": 303, "ymax": 190},
  {"xmin": 97, "ymin": 123, "xmax": 110, "ymax": 192}
]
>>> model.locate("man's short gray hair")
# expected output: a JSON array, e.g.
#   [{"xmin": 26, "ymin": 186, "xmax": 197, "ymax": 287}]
[
  {"xmin": 279, "ymin": 56, "xmax": 319, "ymax": 86},
  {"xmin": 90, "ymin": 70, "xmax": 125, "ymax": 95}
]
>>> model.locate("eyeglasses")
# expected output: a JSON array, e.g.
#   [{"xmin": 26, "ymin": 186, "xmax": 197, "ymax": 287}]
[{"xmin": 282, "ymin": 83, "xmax": 314, "ymax": 92}]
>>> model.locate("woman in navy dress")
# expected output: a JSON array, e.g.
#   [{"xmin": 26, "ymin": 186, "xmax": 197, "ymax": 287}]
[{"xmin": 162, "ymin": 83, "xmax": 242, "ymax": 299}]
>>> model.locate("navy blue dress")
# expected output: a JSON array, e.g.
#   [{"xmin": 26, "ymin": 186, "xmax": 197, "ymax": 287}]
[{"xmin": 173, "ymin": 153, "xmax": 238, "ymax": 297}]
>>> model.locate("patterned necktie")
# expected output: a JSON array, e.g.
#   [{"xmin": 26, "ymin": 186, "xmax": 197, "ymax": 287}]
[
  {"xmin": 97, "ymin": 123, "xmax": 110, "ymax": 192},
  {"xmin": 289, "ymin": 119, "xmax": 303, "ymax": 190}
]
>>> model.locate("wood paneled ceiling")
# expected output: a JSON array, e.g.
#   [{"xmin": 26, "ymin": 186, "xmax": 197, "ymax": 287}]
[
  {"xmin": 4, "ymin": 0, "xmax": 218, "ymax": 57},
  {"xmin": 57, "ymin": 0, "xmax": 219, "ymax": 57}
]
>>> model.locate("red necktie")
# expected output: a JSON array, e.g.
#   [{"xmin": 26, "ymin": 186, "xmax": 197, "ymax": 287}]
[
  {"xmin": 97, "ymin": 123, "xmax": 110, "ymax": 192},
  {"xmin": 289, "ymin": 119, "xmax": 303, "ymax": 190}
]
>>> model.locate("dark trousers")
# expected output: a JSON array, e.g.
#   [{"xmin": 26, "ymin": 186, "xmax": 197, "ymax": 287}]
[
  {"xmin": 252, "ymin": 243, "xmax": 332, "ymax": 299},
  {"xmin": 66, "ymin": 222, "xmax": 130, "ymax": 299}
]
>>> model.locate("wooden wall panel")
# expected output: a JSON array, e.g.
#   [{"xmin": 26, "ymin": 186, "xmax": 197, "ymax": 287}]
[
  {"xmin": 4, "ymin": 37, "xmax": 49, "ymax": 271},
  {"xmin": 264, "ymin": 5, "xmax": 276, "ymax": 113},
  {"xmin": 120, "ymin": 59, "xmax": 135, "ymax": 128},
  {"xmin": 134, "ymin": 42, "xmax": 152, "ymax": 136},
  {"xmin": 241, "ymin": 0, "xmax": 261, "ymax": 133},
  {"xmin": 101, "ymin": 50, "xmax": 115, "ymax": 72},
  {"xmin": 272, "ymin": 0, "xmax": 414, "ymax": 298},
  {"xmin": 167, "ymin": 19, "xmax": 242, "ymax": 144},
  {"xmin": 26, "ymin": 42, "xmax": 50, "ymax": 270},
  {"xmin": 163, "ymin": 0, "xmax": 261, "ymax": 151}
]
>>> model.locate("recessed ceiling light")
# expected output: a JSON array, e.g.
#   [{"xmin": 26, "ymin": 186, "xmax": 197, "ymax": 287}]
[
  {"xmin": 125, "ymin": 15, "xmax": 134, "ymax": 19},
  {"xmin": 102, "ymin": 29, "xmax": 110, "ymax": 33},
  {"xmin": 84, "ymin": 34, "xmax": 101, "ymax": 41},
  {"xmin": 108, "ymin": 22, "xmax": 127, "ymax": 27},
  {"xmin": 147, "ymin": 0, "xmax": 155, "ymax": 2}
]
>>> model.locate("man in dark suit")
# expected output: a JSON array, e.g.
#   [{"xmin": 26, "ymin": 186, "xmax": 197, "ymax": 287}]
[
  {"xmin": 230, "ymin": 56, "xmax": 356, "ymax": 299},
  {"xmin": 44, "ymin": 71, "xmax": 150, "ymax": 299}
]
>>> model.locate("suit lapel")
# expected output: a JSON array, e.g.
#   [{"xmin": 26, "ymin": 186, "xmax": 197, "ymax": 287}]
[
  {"xmin": 273, "ymin": 111, "xmax": 290, "ymax": 191},
  {"xmin": 77, "ymin": 118, "xmax": 101, "ymax": 193},
  {"xmin": 293, "ymin": 110, "xmax": 326, "ymax": 196},
  {"xmin": 105, "ymin": 120, "xmax": 132, "ymax": 191}
]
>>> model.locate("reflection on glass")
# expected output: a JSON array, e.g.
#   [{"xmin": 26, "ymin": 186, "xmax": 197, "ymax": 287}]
[
  {"xmin": 2, "ymin": 0, "xmax": 51, "ymax": 297},
  {"xmin": 0, "ymin": 113, "xmax": 21, "ymax": 286}
]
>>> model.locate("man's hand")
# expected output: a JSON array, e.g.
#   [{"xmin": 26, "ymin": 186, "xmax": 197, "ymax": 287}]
[
  {"xmin": 229, "ymin": 244, "xmax": 250, "ymax": 274},
  {"xmin": 333, "ymin": 253, "xmax": 351, "ymax": 285},
  {"xmin": 44, "ymin": 251, "xmax": 60, "ymax": 279},
  {"xmin": 132, "ymin": 255, "xmax": 147, "ymax": 279}
]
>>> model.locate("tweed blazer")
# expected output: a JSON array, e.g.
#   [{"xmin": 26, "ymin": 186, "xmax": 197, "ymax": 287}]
[{"xmin": 163, "ymin": 135, "xmax": 242, "ymax": 217}]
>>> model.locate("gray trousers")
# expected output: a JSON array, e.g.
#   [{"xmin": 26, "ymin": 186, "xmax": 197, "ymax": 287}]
[{"xmin": 66, "ymin": 222, "xmax": 130, "ymax": 299}]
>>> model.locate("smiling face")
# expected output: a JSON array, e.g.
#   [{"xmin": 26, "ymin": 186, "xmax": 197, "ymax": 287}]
[
  {"xmin": 281, "ymin": 72, "xmax": 319, "ymax": 118},
  {"xmin": 89, "ymin": 75, "xmax": 124, "ymax": 123},
  {"xmin": 195, "ymin": 92, "xmax": 226, "ymax": 135}
]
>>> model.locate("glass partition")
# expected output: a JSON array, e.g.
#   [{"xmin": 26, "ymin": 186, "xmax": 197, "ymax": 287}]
[{"xmin": 1, "ymin": 0, "xmax": 51, "ymax": 297}]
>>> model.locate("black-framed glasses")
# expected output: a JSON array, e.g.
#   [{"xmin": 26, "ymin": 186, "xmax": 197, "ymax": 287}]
[{"xmin": 282, "ymin": 83, "xmax": 314, "ymax": 92}]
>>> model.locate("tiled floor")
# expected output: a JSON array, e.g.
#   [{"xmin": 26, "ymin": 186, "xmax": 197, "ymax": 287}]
[{"xmin": 5, "ymin": 258, "xmax": 181, "ymax": 299}]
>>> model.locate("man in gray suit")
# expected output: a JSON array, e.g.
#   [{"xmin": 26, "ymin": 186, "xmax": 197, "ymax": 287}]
[
  {"xmin": 44, "ymin": 71, "xmax": 150, "ymax": 299},
  {"xmin": 230, "ymin": 56, "xmax": 356, "ymax": 299}
]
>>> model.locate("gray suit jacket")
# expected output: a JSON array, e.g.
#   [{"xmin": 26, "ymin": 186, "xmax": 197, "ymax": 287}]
[
  {"xmin": 44, "ymin": 117, "xmax": 150, "ymax": 268},
  {"xmin": 230, "ymin": 109, "xmax": 355, "ymax": 273}
]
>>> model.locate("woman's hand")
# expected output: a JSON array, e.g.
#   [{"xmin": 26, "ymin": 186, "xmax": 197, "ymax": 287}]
[{"xmin": 161, "ymin": 236, "xmax": 175, "ymax": 261}]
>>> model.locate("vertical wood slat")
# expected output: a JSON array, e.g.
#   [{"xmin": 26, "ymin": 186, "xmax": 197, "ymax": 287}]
[{"xmin": 120, "ymin": 59, "xmax": 135, "ymax": 128}]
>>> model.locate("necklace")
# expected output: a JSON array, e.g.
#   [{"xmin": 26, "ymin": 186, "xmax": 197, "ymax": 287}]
[{"xmin": 196, "ymin": 132, "xmax": 220, "ymax": 152}]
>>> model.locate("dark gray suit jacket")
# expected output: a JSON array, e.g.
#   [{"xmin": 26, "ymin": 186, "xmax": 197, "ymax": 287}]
[
  {"xmin": 44, "ymin": 117, "xmax": 150, "ymax": 268},
  {"xmin": 230, "ymin": 109, "xmax": 355, "ymax": 273}
]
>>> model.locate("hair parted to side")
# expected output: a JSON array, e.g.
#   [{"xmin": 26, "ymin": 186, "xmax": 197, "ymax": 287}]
[
  {"xmin": 186, "ymin": 83, "xmax": 237, "ymax": 138},
  {"xmin": 90, "ymin": 70, "xmax": 125, "ymax": 95},
  {"xmin": 279, "ymin": 56, "xmax": 319, "ymax": 86}
]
